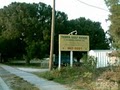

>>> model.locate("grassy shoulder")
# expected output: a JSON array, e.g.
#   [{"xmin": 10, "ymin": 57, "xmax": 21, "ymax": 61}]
[
  {"xmin": 5, "ymin": 60, "xmax": 41, "ymax": 68},
  {"xmin": 2, "ymin": 74, "xmax": 39, "ymax": 90},
  {"xmin": 33, "ymin": 66, "xmax": 120, "ymax": 90},
  {"xmin": 34, "ymin": 66, "xmax": 98, "ymax": 90}
]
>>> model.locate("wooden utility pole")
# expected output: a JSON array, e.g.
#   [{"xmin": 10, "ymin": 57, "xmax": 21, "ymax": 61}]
[{"xmin": 49, "ymin": 0, "xmax": 55, "ymax": 70}]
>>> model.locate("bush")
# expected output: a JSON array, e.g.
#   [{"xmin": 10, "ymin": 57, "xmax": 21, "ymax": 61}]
[{"xmin": 81, "ymin": 55, "xmax": 97, "ymax": 73}]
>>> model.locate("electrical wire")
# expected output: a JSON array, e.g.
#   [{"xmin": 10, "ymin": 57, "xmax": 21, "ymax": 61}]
[{"xmin": 76, "ymin": 0, "xmax": 109, "ymax": 12}]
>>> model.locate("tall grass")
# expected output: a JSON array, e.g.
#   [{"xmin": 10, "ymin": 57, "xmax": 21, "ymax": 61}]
[{"xmin": 6, "ymin": 56, "xmax": 120, "ymax": 89}]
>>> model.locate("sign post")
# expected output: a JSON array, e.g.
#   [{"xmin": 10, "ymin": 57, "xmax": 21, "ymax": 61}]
[
  {"xmin": 70, "ymin": 51, "xmax": 73, "ymax": 67},
  {"xmin": 58, "ymin": 50, "xmax": 61, "ymax": 70}
]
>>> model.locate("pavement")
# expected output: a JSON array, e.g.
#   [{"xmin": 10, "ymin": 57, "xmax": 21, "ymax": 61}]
[
  {"xmin": 0, "ymin": 64, "xmax": 70, "ymax": 90},
  {"xmin": 0, "ymin": 77, "xmax": 10, "ymax": 90},
  {"xmin": 0, "ymin": 65, "xmax": 12, "ymax": 90}
]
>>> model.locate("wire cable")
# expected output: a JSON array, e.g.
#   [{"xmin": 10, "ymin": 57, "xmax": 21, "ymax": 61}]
[{"xmin": 76, "ymin": 0, "xmax": 109, "ymax": 12}]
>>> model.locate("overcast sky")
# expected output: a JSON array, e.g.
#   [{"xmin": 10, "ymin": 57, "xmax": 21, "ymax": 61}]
[{"xmin": 0, "ymin": 0, "xmax": 110, "ymax": 31}]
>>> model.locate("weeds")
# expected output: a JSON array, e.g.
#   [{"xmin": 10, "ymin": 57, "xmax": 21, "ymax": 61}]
[
  {"xmin": 0, "ymin": 67, "xmax": 39, "ymax": 90},
  {"xmin": 34, "ymin": 56, "xmax": 120, "ymax": 90}
]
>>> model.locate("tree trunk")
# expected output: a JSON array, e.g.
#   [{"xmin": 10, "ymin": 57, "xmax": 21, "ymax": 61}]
[
  {"xmin": 25, "ymin": 58, "xmax": 30, "ymax": 65},
  {"xmin": 24, "ymin": 55, "xmax": 30, "ymax": 65}
]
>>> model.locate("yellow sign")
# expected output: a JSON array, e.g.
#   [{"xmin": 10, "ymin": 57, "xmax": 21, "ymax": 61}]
[{"xmin": 59, "ymin": 34, "xmax": 89, "ymax": 51}]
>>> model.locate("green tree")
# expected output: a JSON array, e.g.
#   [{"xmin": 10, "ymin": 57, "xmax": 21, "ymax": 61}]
[
  {"xmin": 67, "ymin": 17, "xmax": 109, "ymax": 50},
  {"xmin": 0, "ymin": 37, "xmax": 25, "ymax": 62},
  {"xmin": 0, "ymin": 2, "xmax": 110, "ymax": 64},
  {"xmin": 0, "ymin": 2, "xmax": 68, "ymax": 63},
  {"xmin": 0, "ymin": 2, "xmax": 52, "ymax": 62},
  {"xmin": 54, "ymin": 11, "xmax": 68, "ymax": 54},
  {"xmin": 105, "ymin": 0, "xmax": 120, "ymax": 48},
  {"xmin": 66, "ymin": 17, "xmax": 110, "ymax": 61}
]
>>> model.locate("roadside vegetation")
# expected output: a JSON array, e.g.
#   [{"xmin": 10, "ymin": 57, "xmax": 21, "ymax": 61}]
[
  {"xmin": 0, "ymin": 67, "xmax": 39, "ymax": 90},
  {"xmin": 5, "ymin": 59, "xmax": 41, "ymax": 68},
  {"xmin": 34, "ymin": 68, "xmax": 119, "ymax": 90},
  {"xmin": 2, "ymin": 75, "xmax": 39, "ymax": 90},
  {"xmin": 34, "ymin": 56, "xmax": 120, "ymax": 90}
]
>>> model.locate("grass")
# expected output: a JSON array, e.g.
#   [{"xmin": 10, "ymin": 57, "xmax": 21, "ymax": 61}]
[
  {"xmin": 34, "ymin": 66, "xmax": 120, "ymax": 90},
  {"xmin": 5, "ymin": 60, "xmax": 41, "ymax": 68},
  {"xmin": 34, "ymin": 66, "xmax": 96, "ymax": 89},
  {"xmin": 5, "ymin": 75, "xmax": 39, "ymax": 90},
  {"xmin": 0, "ymin": 67, "xmax": 39, "ymax": 90}
]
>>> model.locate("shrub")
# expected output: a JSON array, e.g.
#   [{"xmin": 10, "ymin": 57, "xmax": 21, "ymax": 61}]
[{"xmin": 81, "ymin": 55, "xmax": 97, "ymax": 73}]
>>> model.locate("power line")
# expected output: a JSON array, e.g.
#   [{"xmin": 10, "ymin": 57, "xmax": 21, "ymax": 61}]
[{"xmin": 76, "ymin": 0, "xmax": 109, "ymax": 12}]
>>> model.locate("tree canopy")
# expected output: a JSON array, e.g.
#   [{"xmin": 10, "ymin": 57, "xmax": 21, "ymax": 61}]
[
  {"xmin": 68, "ymin": 17, "xmax": 109, "ymax": 49},
  {"xmin": 0, "ymin": 2, "xmax": 110, "ymax": 62}
]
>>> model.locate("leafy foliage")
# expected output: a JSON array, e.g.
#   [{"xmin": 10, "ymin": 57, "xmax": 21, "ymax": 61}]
[
  {"xmin": 0, "ymin": 2, "xmax": 52, "ymax": 61},
  {"xmin": 67, "ymin": 17, "xmax": 110, "ymax": 61},
  {"xmin": 105, "ymin": 0, "xmax": 120, "ymax": 48},
  {"xmin": 81, "ymin": 55, "xmax": 97, "ymax": 73},
  {"xmin": 68, "ymin": 17, "xmax": 110, "ymax": 49},
  {"xmin": 0, "ymin": 2, "xmax": 110, "ymax": 63}
]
